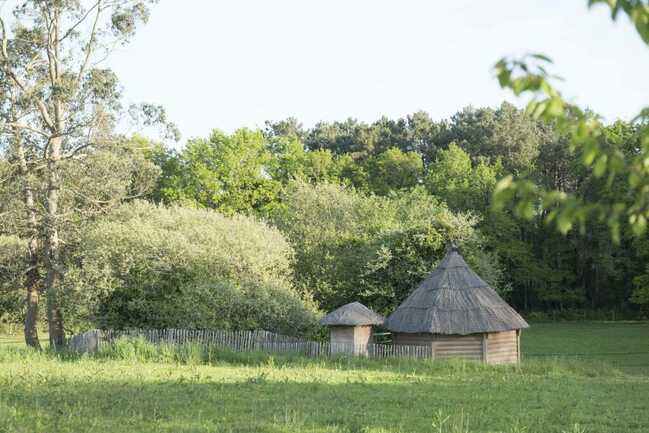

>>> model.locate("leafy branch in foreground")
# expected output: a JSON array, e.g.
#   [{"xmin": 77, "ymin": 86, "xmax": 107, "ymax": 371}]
[{"xmin": 492, "ymin": 0, "xmax": 649, "ymax": 243}]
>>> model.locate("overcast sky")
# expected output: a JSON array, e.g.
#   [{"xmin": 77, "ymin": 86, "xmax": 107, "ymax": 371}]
[{"xmin": 95, "ymin": 1, "xmax": 649, "ymax": 142}]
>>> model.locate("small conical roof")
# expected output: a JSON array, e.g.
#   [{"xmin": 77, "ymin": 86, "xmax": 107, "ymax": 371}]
[
  {"xmin": 384, "ymin": 244, "xmax": 529, "ymax": 335},
  {"xmin": 320, "ymin": 302, "xmax": 384, "ymax": 326}
]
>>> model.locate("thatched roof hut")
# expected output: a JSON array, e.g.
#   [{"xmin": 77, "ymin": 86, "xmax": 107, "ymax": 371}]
[
  {"xmin": 385, "ymin": 243, "xmax": 528, "ymax": 364},
  {"xmin": 320, "ymin": 302, "xmax": 383, "ymax": 354},
  {"xmin": 320, "ymin": 302, "xmax": 384, "ymax": 327}
]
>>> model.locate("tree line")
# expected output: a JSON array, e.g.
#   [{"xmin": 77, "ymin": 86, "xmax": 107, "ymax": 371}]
[{"xmin": 145, "ymin": 105, "xmax": 649, "ymax": 317}]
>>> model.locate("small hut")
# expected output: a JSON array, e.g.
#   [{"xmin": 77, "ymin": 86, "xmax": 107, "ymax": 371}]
[
  {"xmin": 384, "ymin": 244, "xmax": 529, "ymax": 364},
  {"xmin": 320, "ymin": 302, "xmax": 384, "ymax": 354}
]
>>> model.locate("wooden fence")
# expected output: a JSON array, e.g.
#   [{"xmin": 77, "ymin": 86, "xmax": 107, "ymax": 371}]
[{"xmin": 69, "ymin": 328, "xmax": 433, "ymax": 359}]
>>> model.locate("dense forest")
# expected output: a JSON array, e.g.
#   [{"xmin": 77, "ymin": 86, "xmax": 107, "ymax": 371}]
[
  {"xmin": 5, "ymin": 103, "xmax": 647, "ymax": 337},
  {"xmin": 143, "ymin": 104, "xmax": 648, "ymax": 317}
]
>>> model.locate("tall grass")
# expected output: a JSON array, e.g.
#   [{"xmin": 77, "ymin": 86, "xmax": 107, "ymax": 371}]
[
  {"xmin": 0, "ymin": 339, "xmax": 634, "ymax": 432},
  {"xmin": 2, "ymin": 336, "xmax": 613, "ymax": 381},
  {"xmin": 97, "ymin": 336, "xmax": 212, "ymax": 364},
  {"xmin": 0, "ymin": 336, "xmax": 624, "ymax": 385}
]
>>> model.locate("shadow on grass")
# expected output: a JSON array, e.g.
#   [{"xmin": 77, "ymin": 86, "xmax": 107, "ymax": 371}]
[
  {"xmin": 3, "ymin": 372, "xmax": 647, "ymax": 433},
  {"xmin": 2, "ymin": 337, "xmax": 648, "ymax": 433}
]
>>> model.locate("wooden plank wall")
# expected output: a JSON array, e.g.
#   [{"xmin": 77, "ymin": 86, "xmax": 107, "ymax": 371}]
[
  {"xmin": 392, "ymin": 332, "xmax": 519, "ymax": 364},
  {"xmin": 485, "ymin": 330, "xmax": 518, "ymax": 364},
  {"xmin": 391, "ymin": 333, "xmax": 433, "ymax": 346},
  {"xmin": 392, "ymin": 333, "xmax": 483, "ymax": 362},
  {"xmin": 330, "ymin": 327, "xmax": 355, "ymax": 354},
  {"xmin": 434, "ymin": 334, "xmax": 483, "ymax": 361}
]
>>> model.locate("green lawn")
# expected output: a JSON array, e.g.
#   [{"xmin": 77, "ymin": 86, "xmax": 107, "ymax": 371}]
[
  {"xmin": 0, "ymin": 322, "xmax": 648, "ymax": 433},
  {"xmin": 0, "ymin": 334, "xmax": 22, "ymax": 346},
  {"xmin": 0, "ymin": 332, "xmax": 48, "ymax": 348},
  {"xmin": 523, "ymin": 321, "xmax": 649, "ymax": 375}
]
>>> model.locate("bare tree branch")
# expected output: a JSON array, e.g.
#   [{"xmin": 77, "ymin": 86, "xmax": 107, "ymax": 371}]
[
  {"xmin": 59, "ymin": 1, "xmax": 101, "ymax": 43},
  {"xmin": 0, "ymin": 15, "xmax": 8, "ymax": 60},
  {"xmin": 1, "ymin": 122, "xmax": 50, "ymax": 137},
  {"xmin": 77, "ymin": 0, "xmax": 103, "ymax": 83}
]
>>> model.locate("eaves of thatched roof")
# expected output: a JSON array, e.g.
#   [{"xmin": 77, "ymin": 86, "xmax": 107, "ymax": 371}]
[
  {"xmin": 384, "ymin": 244, "xmax": 529, "ymax": 335},
  {"xmin": 320, "ymin": 302, "xmax": 384, "ymax": 326}
]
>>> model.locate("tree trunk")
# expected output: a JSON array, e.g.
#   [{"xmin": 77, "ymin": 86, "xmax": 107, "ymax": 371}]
[
  {"xmin": 45, "ymin": 134, "xmax": 65, "ymax": 349},
  {"xmin": 24, "ymin": 233, "xmax": 41, "ymax": 349},
  {"xmin": 24, "ymin": 231, "xmax": 42, "ymax": 349},
  {"xmin": 45, "ymin": 11, "xmax": 66, "ymax": 350},
  {"xmin": 14, "ymin": 128, "xmax": 42, "ymax": 349},
  {"xmin": 25, "ymin": 279, "xmax": 41, "ymax": 349}
]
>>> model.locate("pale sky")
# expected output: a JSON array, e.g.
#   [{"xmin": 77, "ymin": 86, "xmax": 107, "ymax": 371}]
[{"xmin": 76, "ymin": 1, "xmax": 649, "ymax": 142}]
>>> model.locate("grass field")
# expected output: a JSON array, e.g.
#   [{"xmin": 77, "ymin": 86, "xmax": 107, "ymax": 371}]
[
  {"xmin": 523, "ymin": 321, "xmax": 649, "ymax": 375},
  {"xmin": 0, "ymin": 322, "xmax": 648, "ymax": 433},
  {"xmin": 0, "ymin": 334, "xmax": 22, "ymax": 346}
]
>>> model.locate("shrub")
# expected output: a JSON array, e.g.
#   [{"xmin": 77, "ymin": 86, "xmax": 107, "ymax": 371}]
[
  {"xmin": 272, "ymin": 182, "xmax": 504, "ymax": 313},
  {"xmin": 0, "ymin": 235, "xmax": 28, "ymax": 325},
  {"xmin": 65, "ymin": 201, "xmax": 319, "ymax": 336}
]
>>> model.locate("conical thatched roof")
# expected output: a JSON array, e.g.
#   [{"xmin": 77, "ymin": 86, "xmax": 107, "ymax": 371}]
[
  {"xmin": 320, "ymin": 302, "xmax": 384, "ymax": 326},
  {"xmin": 384, "ymin": 244, "xmax": 529, "ymax": 335}
]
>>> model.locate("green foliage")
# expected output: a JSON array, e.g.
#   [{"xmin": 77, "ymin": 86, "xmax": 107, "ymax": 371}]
[
  {"xmin": 365, "ymin": 148, "xmax": 423, "ymax": 195},
  {"xmin": 439, "ymin": 103, "xmax": 546, "ymax": 174},
  {"xmin": 155, "ymin": 128, "xmax": 283, "ymax": 214},
  {"xmin": 0, "ymin": 0, "xmax": 179, "ymax": 346},
  {"xmin": 5, "ymin": 106, "xmax": 647, "ymax": 323},
  {"xmin": 301, "ymin": 114, "xmax": 441, "ymax": 164},
  {"xmin": 64, "ymin": 201, "xmax": 319, "ymax": 335},
  {"xmin": 300, "ymin": 149, "xmax": 340, "ymax": 184},
  {"xmin": 272, "ymin": 182, "xmax": 503, "ymax": 312},
  {"xmin": 0, "ymin": 236, "xmax": 27, "ymax": 324},
  {"xmin": 493, "ymin": 2, "xmax": 649, "ymax": 242},
  {"xmin": 0, "ymin": 135, "xmax": 162, "ymax": 329},
  {"xmin": 489, "ymin": 1, "xmax": 649, "ymax": 310},
  {"xmin": 60, "ymin": 137, "xmax": 162, "ymax": 219},
  {"xmin": 588, "ymin": 0, "xmax": 649, "ymax": 44},
  {"xmin": 265, "ymin": 135, "xmax": 311, "ymax": 183},
  {"xmin": 631, "ymin": 274, "xmax": 649, "ymax": 307},
  {"xmin": 426, "ymin": 143, "xmax": 503, "ymax": 211},
  {"xmin": 630, "ymin": 235, "xmax": 649, "ymax": 308}
]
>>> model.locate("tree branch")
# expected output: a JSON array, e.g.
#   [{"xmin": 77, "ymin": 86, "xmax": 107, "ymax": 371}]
[
  {"xmin": 0, "ymin": 15, "xmax": 56, "ymax": 132},
  {"xmin": 1, "ymin": 122, "xmax": 50, "ymax": 137},
  {"xmin": 59, "ymin": 1, "xmax": 101, "ymax": 43},
  {"xmin": 0, "ymin": 15, "xmax": 8, "ymax": 60},
  {"xmin": 77, "ymin": 0, "xmax": 103, "ymax": 83}
]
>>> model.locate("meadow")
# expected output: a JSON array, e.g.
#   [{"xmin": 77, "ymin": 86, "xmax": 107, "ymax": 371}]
[{"xmin": 0, "ymin": 322, "xmax": 648, "ymax": 433}]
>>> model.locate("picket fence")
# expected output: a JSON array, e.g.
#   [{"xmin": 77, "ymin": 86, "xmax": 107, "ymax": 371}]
[{"xmin": 69, "ymin": 328, "xmax": 434, "ymax": 359}]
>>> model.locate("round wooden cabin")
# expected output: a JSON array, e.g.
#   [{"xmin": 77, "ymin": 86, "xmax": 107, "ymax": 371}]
[
  {"xmin": 384, "ymin": 244, "xmax": 529, "ymax": 364},
  {"xmin": 320, "ymin": 302, "xmax": 384, "ymax": 354}
]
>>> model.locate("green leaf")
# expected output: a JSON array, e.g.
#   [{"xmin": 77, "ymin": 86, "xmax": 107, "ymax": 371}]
[
  {"xmin": 545, "ymin": 97, "xmax": 565, "ymax": 117},
  {"xmin": 632, "ymin": 214, "xmax": 647, "ymax": 236},
  {"xmin": 593, "ymin": 155, "xmax": 608, "ymax": 177},
  {"xmin": 530, "ymin": 101, "xmax": 547, "ymax": 119},
  {"xmin": 557, "ymin": 213, "xmax": 573, "ymax": 234},
  {"xmin": 493, "ymin": 175, "xmax": 513, "ymax": 195},
  {"xmin": 582, "ymin": 142, "xmax": 598, "ymax": 166},
  {"xmin": 530, "ymin": 53, "xmax": 553, "ymax": 63},
  {"xmin": 546, "ymin": 209, "xmax": 559, "ymax": 223}
]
